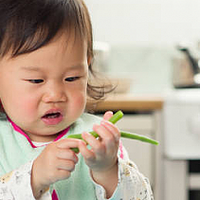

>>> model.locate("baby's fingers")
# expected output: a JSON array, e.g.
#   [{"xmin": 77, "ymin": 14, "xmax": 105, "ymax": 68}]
[
  {"xmin": 78, "ymin": 139, "xmax": 96, "ymax": 162},
  {"xmin": 100, "ymin": 120, "xmax": 120, "ymax": 142},
  {"xmin": 56, "ymin": 138, "xmax": 80, "ymax": 149},
  {"xmin": 56, "ymin": 148, "xmax": 78, "ymax": 163},
  {"xmin": 57, "ymin": 160, "xmax": 76, "ymax": 172},
  {"xmin": 81, "ymin": 132, "xmax": 106, "ymax": 155},
  {"xmin": 103, "ymin": 111, "xmax": 113, "ymax": 121}
]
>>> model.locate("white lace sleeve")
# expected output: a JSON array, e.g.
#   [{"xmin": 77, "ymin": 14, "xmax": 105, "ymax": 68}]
[
  {"xmin": 94, "ymin": 142, "xmax": 154, "ymax": 200},
  {"xmin": 0, "ymin": 161, "xmax": 51, "ymax": 200}
]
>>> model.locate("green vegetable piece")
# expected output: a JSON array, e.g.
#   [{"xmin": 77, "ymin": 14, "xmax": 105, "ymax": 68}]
[
  {"xmin": 68, "ymin": 110, "xmax": 123, "ymax": 140},
  {"xmin": 68, "ymin": 110, "xmax": 159, "ymax": 153},
  {"xmin": 71, "ymin": 147, "xmax": 80, "ymax": 153},
  {"xmin": 120, "ymin": 131, "xmax": 159, "ymax": 145},
  {"xmin": 108, "ymin": 110, "xmax": 124, "ymax": 124}
]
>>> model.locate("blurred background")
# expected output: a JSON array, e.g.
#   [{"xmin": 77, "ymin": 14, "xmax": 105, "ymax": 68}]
[{"xmin": 84, "ymin": 0, "xmax": 200, "ymax": 200}]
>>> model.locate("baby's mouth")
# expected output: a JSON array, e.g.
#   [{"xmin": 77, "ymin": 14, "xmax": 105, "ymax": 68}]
[
  {"xmin": 41, "ymin": 111, "xmax": 63, "ymax": 125},
  {"xmin": 42, "ymin": 112, "xmax": 61, "ymax": 119}
]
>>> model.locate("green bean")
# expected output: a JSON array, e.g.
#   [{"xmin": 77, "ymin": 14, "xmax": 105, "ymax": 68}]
[
  {"xmin": 120, "ymin": 131, "xmax": 159, "ymax": 145},
  {"xmin": 68, "ymin": 110, "xmax": 123, "ymax": 139},
  {"xmin": 68, "ymin": 110, "xmax": 159, "ymax": 153}
]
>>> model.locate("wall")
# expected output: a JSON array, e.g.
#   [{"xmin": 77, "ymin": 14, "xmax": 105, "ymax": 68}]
[
  {"xmin": 84, "ymin": 0, "xmax": 200, "ymax": 46},
  {"xmin": 84, "ymin": 0, "xmax": 199, "ymax": 94}
]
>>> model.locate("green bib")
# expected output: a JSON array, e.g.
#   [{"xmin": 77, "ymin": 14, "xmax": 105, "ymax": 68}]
[{"xmin": 0, "ymin": 112, "xmax": 102, "ymax": 200}]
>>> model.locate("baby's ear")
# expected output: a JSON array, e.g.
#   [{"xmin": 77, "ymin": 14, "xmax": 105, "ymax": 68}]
[{"xmin": 87, "ymin": 56, "xmax": 92, "ymax": 66}]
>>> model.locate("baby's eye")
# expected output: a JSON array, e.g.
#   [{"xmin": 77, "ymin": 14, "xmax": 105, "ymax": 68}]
[
  {"xmin": 65, "ymin": 77, "xmax": 79, "ymax": 82},
  {"xmin": 28, "ymin": 79, "xmax": 44, "ymax": 84}
]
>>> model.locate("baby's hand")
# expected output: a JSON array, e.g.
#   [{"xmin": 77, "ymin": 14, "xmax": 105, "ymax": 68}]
[
  {"xmin": 31, "ymin": 138, "xmax": 80, "ymax": 198},
  {"xmin": 78, "ymin": 111, "xmax": 120, "ymax": 173}
]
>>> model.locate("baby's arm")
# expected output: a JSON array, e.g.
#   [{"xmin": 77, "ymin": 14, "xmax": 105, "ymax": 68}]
[
  {"xmin": 78, "ymin": 111, "xmax": 120, "ymax": 198},
  {"xmin": 0, "ymin": 138, "xmax": 80, "ymax": 200},
  {"xmin": 90, "ymin": 143, "xmax": 154, "ymax": 200},
  {"xmin": 79, "ymin": 111, "xmax": 154, "ymax": 200},
  {"xmin": 31, "ymin": 138, "xmax": 80, "ymax": 199}
]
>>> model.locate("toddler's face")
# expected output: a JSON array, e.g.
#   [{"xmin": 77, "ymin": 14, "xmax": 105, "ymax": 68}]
[{"xmin": 0, "ymin": 33, "xmax": 89, "ymax": 142}]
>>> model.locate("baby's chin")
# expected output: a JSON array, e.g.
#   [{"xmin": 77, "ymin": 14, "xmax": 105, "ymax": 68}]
[{"xmin": 24, "ymin": 126, "xmax": 69, "ymax": 142}]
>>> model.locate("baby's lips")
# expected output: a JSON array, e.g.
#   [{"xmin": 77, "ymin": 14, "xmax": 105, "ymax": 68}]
[{"xmin": 42, "ymin": 108, "xmax": 63, "ymax": 118}]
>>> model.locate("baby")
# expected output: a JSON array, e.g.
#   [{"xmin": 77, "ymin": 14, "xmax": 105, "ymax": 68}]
[{"xmin": 0, "ymin": 0, "xmax": 154, "ymax": 199}]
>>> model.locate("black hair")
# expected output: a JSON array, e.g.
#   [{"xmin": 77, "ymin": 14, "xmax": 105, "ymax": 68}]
[
  {"xmin": 0, "ymin": 0, "xmax": 93, "ymax": 57},
  {"xmin": 0, "ymin": 0, "xmax": 113, "ymax": 109}
]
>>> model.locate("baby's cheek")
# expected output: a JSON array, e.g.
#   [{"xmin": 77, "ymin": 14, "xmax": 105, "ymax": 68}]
[
  {"xmin": 69, "ymin": 93, "xmax": 86, "ymax": 118},
  {"xmin": 75, "ymin": 94, "xmax": 86, "ymax": 110},
  {"xmin": 19, "ymin": 99, "xmax": 38, "ymax": 118}
]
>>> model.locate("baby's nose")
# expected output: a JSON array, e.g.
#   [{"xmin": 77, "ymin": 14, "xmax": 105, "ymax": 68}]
[{"xmin": 42, "ymin": 83, "xmax": 67, "ymax": 103}]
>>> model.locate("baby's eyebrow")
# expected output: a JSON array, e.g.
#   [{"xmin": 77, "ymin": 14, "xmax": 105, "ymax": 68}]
[
  {"xmin": 20, "ymin": 64, "xmax": 85, "ymax": 72},
  {"xmin": 21, "ymin": 66, "xmax": 41, "ymax": 72},
  {"xmin": 67, "ymin": 64, "xmax": 85, "ymax": 70}
]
